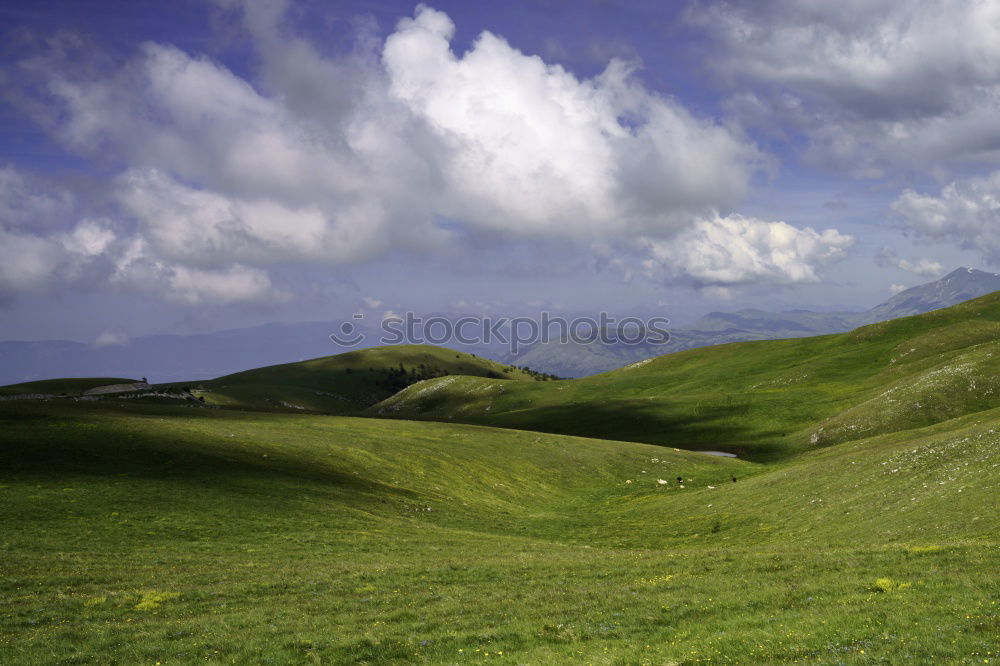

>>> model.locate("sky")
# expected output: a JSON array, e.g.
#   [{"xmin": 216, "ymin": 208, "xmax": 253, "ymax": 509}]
[{"xmin": 1, "ymin": 0, "xmax": 997, "ymax": 343}]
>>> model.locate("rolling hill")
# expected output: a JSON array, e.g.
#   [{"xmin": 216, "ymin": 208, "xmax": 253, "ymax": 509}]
[
  {"xmin": 508, "ymin": 267, "xmax": 1000, "ymax": 376},
  {"xmin": 5, "ymin": 268, "xmax": 998, "ymax": 386},
  {"xmin": 3, "ymin": 287, "xmax": 999, "ymax": 663},
  {"xmin": 0, "ymin": 376, "xmax": 140, "ymax": 397},
  {"xmin": 197, "ymin": 344, "xmax": 552, "ymax": 413},
  {"xmin": 3, "ymin": 292, "xmax": 1000, "ymax": 662},
  {"xmin": 373, "ymin": 292, "xmax": 1000, "ymax": 461},
  {"xmin": 1, "ymin": 388, "xmax": 997, "ymax": 662}
]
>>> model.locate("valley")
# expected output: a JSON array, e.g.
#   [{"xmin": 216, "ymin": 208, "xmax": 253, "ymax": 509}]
[{"xmin": 2, "ymin": 296, "xmax": 999, "ymax": 663}]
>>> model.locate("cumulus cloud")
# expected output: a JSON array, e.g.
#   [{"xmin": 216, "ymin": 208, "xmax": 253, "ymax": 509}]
[
  {"xmin": 2, "ymin": 3, "xmax": 852, "ymax": 302},
  {"xmin": 890, "ymin": 172, "xmax": 1000, "ymax": 264},
  {"xmin": 875, "ymin": 246, "xmax": 944, "ymax": 278},
  {"xmin": 694, "ymin": 0, "xmax": 1000, "ymax": 175},
  {"xmin": 108, "ymin": 235, "xmax": 287, "ymax": 304},
  {"xmin": 28, "ymin": 4, "xmax": 764, "ymax": 243},
  {"xmin": 0, "ymin": 165, "xmax": 76, "ymax": 231},
  {"xmin": 0, "ymin": 217, "xmax": 117, "ymax": 294},
  {"xmin": 0, "ymin": 164, "xmax": 282, "ymax": 306},
  {"xmin": 382, "ymin": 6, "xmax": 763, "ymax": 234},
  {"xmin": 115, "ymin": 169, "xmax": 345, "ymax": 266},
  {"xmin": 0, "ymin": 166, "xmax": 119, "ymax": 293},
  {"xmin": 166, "ymin": 264, "xmax": 284, "ymax": 305},
  {"xmin": 889, "ymin": 284, "xmax": 908, "ymax": 295},
  {"xmin": 0, "ymin": 227, "xmax": 66, "ymax": 293},
  {"xmin": 639, "ymin": 213, "xmax": 855, "ymax": 287}
]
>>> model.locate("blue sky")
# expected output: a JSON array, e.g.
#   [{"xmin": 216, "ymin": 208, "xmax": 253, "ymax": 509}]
[{"xmin": 0, "ymin": 0, "xmax": 995, "ymax": 342}]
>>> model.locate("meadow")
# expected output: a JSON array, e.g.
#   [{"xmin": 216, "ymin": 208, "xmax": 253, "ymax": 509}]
[
  {"xmin": 1, "ymin": 399, "xmax": 997, "ymax": 664},
  {"xmin": 196, "ymin": 345, "xmax": 549, "ymax": 414},
  {"xmin": 2, "ymin": 297, "xmax": 999, "ymax": 663},
  {"xmin": 374, "ymin": 293, "xmax": 1000, "ymax": 461}
]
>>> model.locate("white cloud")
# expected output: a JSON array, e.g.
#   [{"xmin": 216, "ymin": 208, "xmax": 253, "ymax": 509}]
[
  {"xmin": 92, "ymin": 330, "xmax": 129, "ymax": 347},
  {"xmin": 889, "ymin": 284, "xmax": 907, "ymax": 295},
  {"xmin": 0, "ymin": 217, "xmax": 117, "ymax": 293},
  {"xmin": 383, "ymin": 6, "xmax": 764, "ymax": 234},
  {"xmin": 115, "ymin": 169, "xmax": 346, "ymax": 266},
  {"xmin": 62, "ymin": 220, "xmax": 115, "ymax": 257},
  {"xmin": 890, "ymin": 172, "xmax": 1000, "ymax": 264},
  {"xmin": 700, "ymin": 286, "xmax": 735, "ymax": 300},
  {"xmin": 875, "ymin": 246, "xmax": 944, "ymax": 278},
  {"xmin": 108, "ymin": 235, "xmax": 286, "ymax": 304},
  {"xmin": 0, "ymin": 207, "xmax": 278, "ymax": 305},
  {"xmin": 5, "ymin": 3, "xmax": 860, "ymax": 303},
  {"xmin": 640, "ymin": 213, "xmax": 855, "ymax": 287},
  {"xmin": 0, "ymin": 167, "xmax": 120, "ymax": 293},
  {"xmin": 8, "ymin": 5, "xmax": 770, "ymax": 283},
  {"xmin": 45, "ymin": 42, "xmax": 350, "ymax": 203},
  {"xmin": 0, "ymin": 228, "xmax": 65, "ymax": 293},
  {"xmin": 166, "ymin": 264, "xmax": 284, "ymax": 305},
  {"xmin": 694, "ymin": 0, "xmax": 1000, "ymax": 175},
  {"xmin": 0, "ymin": 164, "xmax": 76, "ymax": 231}
]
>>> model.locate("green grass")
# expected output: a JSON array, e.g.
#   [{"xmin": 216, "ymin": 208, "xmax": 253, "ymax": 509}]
[
  {"xmin": 199, "ymin": 345, "xmax": 546, "ymax": 414},
  {"xmin": 372, "ymin": 292, "xmax": 1000, "ymax": 461},
  {"xmin": 1, "ymin": 398, "xmax": 997, "ymax": 664},
  {"xmin": 3, "ymin": 298, "xmax": 1000, "ymax": 663},
  {"xmin": 0, "ymin": 377, "xmax": 139, "ymax": 396}
]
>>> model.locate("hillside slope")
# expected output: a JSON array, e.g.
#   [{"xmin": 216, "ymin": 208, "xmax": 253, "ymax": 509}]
[
  {"xmin": 509, "ymin": 267, "xmax": 1000, "ymax": 376},
  {"xmin": 373, "ymin": 292, "xmax": 1000, "ymax": 460},
  {"xmin": 860, "ymin": 266, "xmax": 1000, "ymax": 324},
  {"xmin": 0, "ymin": 377, "xmax": 139, "ymax": 397},
  {"xmin": 1, "ymin": 399, "xmax": 997, "ymax": 663},
  {"xmin": 201, "ymin": 344, "xmax": 551, "ymax": 413}
]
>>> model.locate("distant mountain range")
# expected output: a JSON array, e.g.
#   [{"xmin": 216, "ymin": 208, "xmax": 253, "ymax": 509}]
[
  {"xmin": 0, "ymin": 321, "xmax": 374, "ymax": 386},
  {"xmin": 504, "ymin": 268, "xmax": 1000, "ymax": 377},
  {"xmin": 1, "ymin": 267, "xmax": 998, "ymax": 385},
  {"xmin": 0, "ymin": 318, "xmax": 506, "ymax": 385}
]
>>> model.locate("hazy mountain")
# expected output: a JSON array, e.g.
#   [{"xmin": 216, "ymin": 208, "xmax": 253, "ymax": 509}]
[
  {"xmin": 0, "ymin": 321, "xmax": 370, "ymax": 385},
  {"xmin": 858, "ymin": 267, "xmax": 1000, "ymax": 324},
  {"xmin": 506, "ymin": 268, "xmax": 1000, "ymax": 377},
  {"xmin": 2, "ymin": 268, "xmax": 999, "ymax": 385},
  {"xmin": 0, "ymin": 317, "xmax": 499, "ymax": 386}
]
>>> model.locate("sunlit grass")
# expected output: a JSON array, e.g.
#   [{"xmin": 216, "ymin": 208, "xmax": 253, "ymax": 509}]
[
  {"xmin": 373, "ymin": 293, "xmax": 1000, "ymax": 462},
  {"xmin": 1, "ymin": 399, "xmax": 997, "ymax": 664}
]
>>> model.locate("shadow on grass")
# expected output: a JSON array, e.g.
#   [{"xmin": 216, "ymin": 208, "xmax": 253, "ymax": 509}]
[
  {"xmin": 464, "ymin": 399, "xmax": 790, "ymax": 461},
  {"xmin": 0, "ymin": 403, "xmax": 418, "ymax": 502}
]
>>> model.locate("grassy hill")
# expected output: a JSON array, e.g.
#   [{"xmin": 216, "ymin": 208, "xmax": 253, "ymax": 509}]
[
  {"xmin": 198, "ymin": 344, "xmax": 551, "ymax": 414},
  {"xmin": 0, "ymin": 377, "xmax": 139, "ymax": 396},
  {"xmin": 3, "ymin": 298, "xmax": 1000, "ymax": 662},
  {"xmin": 505, "ymin": 268, "xmax": 1000, "ymax": 378},
  {"xmin": 199, "ymin": 345, "xmax": 552, "ymax": 414},
  {"xmin": 1, "ymin": 398, "xmax": 997, "ymax": 663},
  {"xmin": 372, "ymin": 292, "xmax": 1000, "ymax": 461},
  {"xmin": 0, "ymin": 345, "xmax": 554, "ymax": 413}
]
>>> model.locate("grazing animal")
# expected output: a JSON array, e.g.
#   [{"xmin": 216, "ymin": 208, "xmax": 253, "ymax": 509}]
[
  {"xmin": 732, "ymin": 476, "xmax": 737, "ymax": 483},
  {"xmin": 676, "ymin": 476, "xmax": 683, "ymax": 484}
]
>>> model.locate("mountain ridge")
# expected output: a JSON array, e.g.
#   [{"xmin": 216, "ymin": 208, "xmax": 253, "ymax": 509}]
[
  {"xmin": 372, "ymin": 290, "xmax": 1000, "ymax": 461},
  {"xmin": 2, "ymin": 267, "xmax": 998, "ymax": 384},
  {"xmin": 505, "ymin": 267, "xmax": 1000, "ymax": 377}
]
